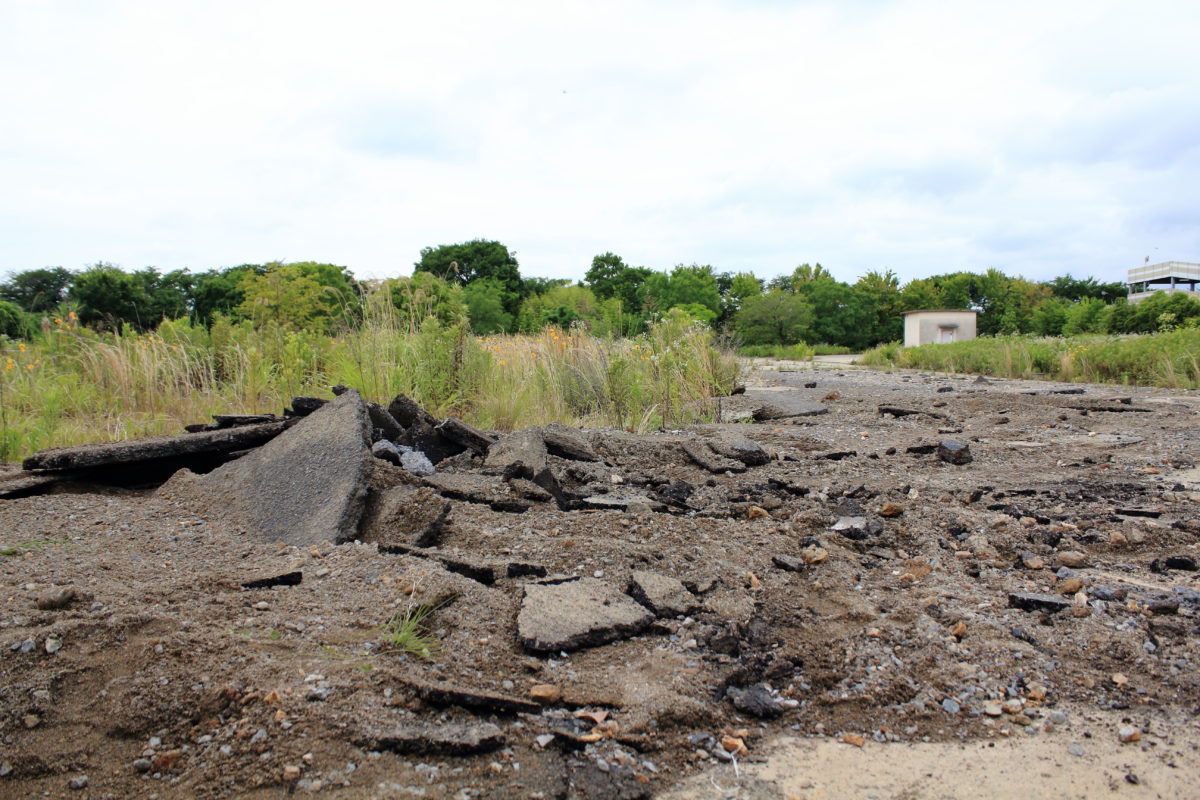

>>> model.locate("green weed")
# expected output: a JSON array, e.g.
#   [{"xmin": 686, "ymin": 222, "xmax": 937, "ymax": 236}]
[
  {"xmin": 379, "ymin": 601, "xmax": 442, "ymax": 660},
  {"xmin": 0, "ymin": 537, "xmax": 69, "ymax": 556}
]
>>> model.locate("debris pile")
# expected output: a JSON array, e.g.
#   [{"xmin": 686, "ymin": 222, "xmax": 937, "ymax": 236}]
[{"xmin": 1, "ymin": 370, "xmax": 1198, "ymax": 798}]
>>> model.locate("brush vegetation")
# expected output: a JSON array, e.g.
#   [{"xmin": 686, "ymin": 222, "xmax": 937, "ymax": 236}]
[
  {"xmin": 0, "ymin": 290, "xmax": 739, "ymax": 461},
  {"xmin": 859, "ymin": 329, "xmax": 1200, "ymax": 388}
]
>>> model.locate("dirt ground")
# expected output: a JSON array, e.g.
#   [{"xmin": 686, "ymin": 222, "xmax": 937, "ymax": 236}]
[{"xmin": 2, "ymin": 361, "xmax": 1198, "ymax": 799}]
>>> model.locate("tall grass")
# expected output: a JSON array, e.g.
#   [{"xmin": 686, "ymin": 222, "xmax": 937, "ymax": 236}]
[
  {"xmin": 859, "ymin": 330, "xmax": 1200, "ymax": 388},
  {"xmin": 0, "ymin": 296, "xmax": 740, "ymax": 461}
]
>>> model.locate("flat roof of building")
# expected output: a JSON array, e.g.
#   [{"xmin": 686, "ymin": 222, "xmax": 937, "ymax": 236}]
[
  {"xmin": 1128, "ymin": 261, "xmax": 1200, "ymax": 282},
  {"xmin": 902, "ymin": 309, "xmax": 978, "ymax": 315}
]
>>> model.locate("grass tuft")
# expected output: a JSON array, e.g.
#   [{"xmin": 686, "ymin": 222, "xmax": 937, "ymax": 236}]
[{"xmin": 379, "ymin": 601, "xmax": 442, "ymax": 660}]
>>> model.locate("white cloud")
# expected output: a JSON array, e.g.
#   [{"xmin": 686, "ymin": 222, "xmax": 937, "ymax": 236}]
[{"xmin": 2, "ymin": 0, "xmax": 1198, "ymax": 285}]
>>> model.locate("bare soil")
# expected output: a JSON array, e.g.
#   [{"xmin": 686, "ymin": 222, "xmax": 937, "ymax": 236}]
[{"xmin": 2, "ymin": 363, "xmax": 1199, "ymax": 799}]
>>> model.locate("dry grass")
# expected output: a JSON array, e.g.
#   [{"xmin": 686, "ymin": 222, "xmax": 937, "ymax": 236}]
[{"xmin": 0, "ymin": 297, "xmax": 740, "ymax": 461}]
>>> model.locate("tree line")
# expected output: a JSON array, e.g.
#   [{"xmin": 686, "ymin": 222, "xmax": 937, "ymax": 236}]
[{"xmin": 2, "ymin": 239, "xmax": 1197, "ymax": 347}]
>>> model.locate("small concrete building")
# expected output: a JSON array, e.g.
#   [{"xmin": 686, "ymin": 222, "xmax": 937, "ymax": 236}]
[{"xmin": 903, "ymin": 309, "xmax": 977, "ymax": 347}]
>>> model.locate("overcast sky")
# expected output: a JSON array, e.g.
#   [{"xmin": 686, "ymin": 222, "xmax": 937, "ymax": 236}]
[{"xmin": 2, "ymin": 0, "xmax": 1198, "ymax": 287}]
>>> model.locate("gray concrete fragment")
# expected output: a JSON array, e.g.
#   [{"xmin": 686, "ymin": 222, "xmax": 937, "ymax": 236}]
[
  {"xmin": 628, "ymin": 570, "xmax": 698, "ymax": 617},
  {"xmin": 518, "ymin": 578, "xmax": 654, "ymax": 653},
  {"xmin": 542, "ymin": 422, "xmax": 599, "ymax": 461},
  {"xmin": 190, "ymin": 390, "xmax": 373, "ymax": 547},
  {"xmin": 367, "ymin": 403, "xmax": 404, "ymax": 441},
  {"xmin": 579, "ymin": 493, "xmax": 664, "ymax": 512},
  {"xmin": 23, "ymin": 422, "xmax": 286, "ymax": 472},
  {"xmin": 741, "ymin": 390, "xmax": 829, "ymax": 419},
  {"xmin": 708, "ymin": 432, "xmax": 770, "ymax": 466},
  {"xmin": 424, "ymin": 473, "xmax": 530, "ymax": 513},
  {"xmin": 938, "ymin": 439, "xmax": 973, "ymax": 465},
  {"xmin": 353, "ymin": 718, "xmax": 504, "ymax": 755},
  {"xmin": 484, "ymin": 427, "xmax": 548, "ymax": 479},
  {"xmin": 681, "ymin": 439, "xmax": 745, "ymax": 474},
  {"xmin": 436, "ymin": 417, "xmax": 496, "ymax": 454}
]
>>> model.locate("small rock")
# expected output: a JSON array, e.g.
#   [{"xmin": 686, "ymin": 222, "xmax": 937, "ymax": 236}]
[
  {"xmin": 529, "ymin": 684, "xmax": 561, "ymax": 705},
  {"xmin": 831, "ymin": 516, "xmax": 869, "ymax": 540},
  {"xmin": 878, "ymin": 502, "xmax": 904, "ymax": 517},
  {"xmin": 839, "ymin": 733, "xmax": 865, "ymax": 747},
  {"xmin": 1068, "ymin": 743, "xmax": 1085, "ymax": 756},
  {"xmin": 726, "ymin": 684, "xmax": 783, "ymax": 719},
  {"xmin": 1057, "ymin": 577, "xmax": 1084, "ymax": 595},
  {"xmin": 747, "ymin": 506, "xmax": 768, "ymax": 520},
  {"xmin": 983, "ymin": 702, "xmax": 1003, "ymax": 717},
  {"xmin": 1019, "ymin": 552, "xmax": 1045, "ymax": 570},
  {"xmin": 801, "ymin": 546, "xmax": 828, "ymax": 565},
  {"xmin": 1056, "ymin": 551, "xmax": 1089, "ymax": 568},
  {"xmin": 1118, "ymin": 725, "xmax": 1140, "ymax": 744},
  {"xmin": 721, "ymin": 736, "xmax": 748, "ymax": 756},
  {"xmin": 283, "ymin": 765, "xmax": 302, "ymax": 781},
  {"xmin": 628, "ymin": 570, "xmax": 698, "ymax": 617},
  {"xmin": 772, "ymin": 554, "xmax": 803, "ymax": 572},
  {"xmin": 937, "ymin": 439, "xmax": 972, "ymax": 465},
  {"xmin": 942, "ymin": 698, "xmax": 960, "ymax": 714},
  {"xmin": 153, "ymin": 749, "xmax": 183, "ymax": 771},
  {"xmin": 133, "ymin": 758, "xmax": 152, "ymax": 773},
  {"xmin": 36, "ymin": 588, "xmax": 76, "ymax": 610},
  {"xmin": 44, "ymin": 638, "xmax": 62, "ymax": 654},
  {"xmin": 68, "ymin": 776, "xmax": 87, "ymax": 790},
  {"xmin": 23, "ymin": 713, "xmax": 40, "ymax": 728}
]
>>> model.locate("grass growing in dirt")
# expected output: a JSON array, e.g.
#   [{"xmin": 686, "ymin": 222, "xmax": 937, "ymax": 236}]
[
  {"xmin": 0, "ymin": 537, "xmax": 68, "ymax": 556},
  {"xmin": 859, "ymin": 330, "xmax": 1200, "ymax": 388},
  {"xmin": 379, "ymin": 601, "xmax": 442, "ymax": 660},
  {"xmin": 0, "ymin": 296, "xmax": 740, "ymax": 461}
]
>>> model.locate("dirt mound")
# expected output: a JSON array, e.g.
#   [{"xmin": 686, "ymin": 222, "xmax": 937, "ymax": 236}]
[{"xmin": 2, "ymin": 367, "xmax": 1198, "ymax": 798}]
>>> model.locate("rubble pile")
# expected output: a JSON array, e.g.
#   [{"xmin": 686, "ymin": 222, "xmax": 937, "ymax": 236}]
[{"xmin": 1, "ymin": 368, "xmax": 1198, "ymax": 798}]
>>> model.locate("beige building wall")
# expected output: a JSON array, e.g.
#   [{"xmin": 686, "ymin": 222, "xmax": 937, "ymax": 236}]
[{"xmin": 903, "ymin": 310, "xmax": 977, "ymax": 347}]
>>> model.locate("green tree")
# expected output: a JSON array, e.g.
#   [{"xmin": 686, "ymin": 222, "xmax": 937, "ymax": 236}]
[
  {"xmin": 1031, "ymin": 296, "xmax": 1070, "ymax": 336},
  {"xmin": 191, "ymin": 264, "xmax": 268, "ymax": 327},
  {"xmin": 134, "ymin": 267, "xmax": 194, "ymax": 323},
  {"xmin": 516, "ymin": 285, "xmax": 605, "ymax": 333},
  {"xmin": 717, "ymin": 271, "xmax": 763, "ymax": 325},
  {"xmin": 798, "ymin": 278, "xmax": 874, "ymax": 349},
  {"xmin": 733, "ymin": 291, "xmax": 813, "ymax": 345},
  {"xmin": 854, "ymin": 269, "xmax": 903, "ymax": 344},
  {"xmin": 899, "ymin": 278, "xmax": 945, "ymax": 311},
  {"xmin": 414, "ymin": 239, "xmax": 523, "ymax": 317},
  {"xmin": 1062, "ymin": 297, "xmax": 1111, "ymax": 335},
  {"xmin": 584, "ymin": 252, "xmax": 629, "ymax": 300},
  {"xmin": 0, "ymin": 267, "xmax": 73, "ymax": 313},
  {"xmin": 70, "ymin": 262, "xmax": 151, "ymax": 331},
  {"xmin": 238, "ymin": 261, "xmax": 359, "ymax": 332},
  {"xmin": 0, "ymin": 300, "xmax": 32, "ymax": 338},
  {"xmin": 463, "ymin": 277, "xmax": 514, "ymax": 334}
]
